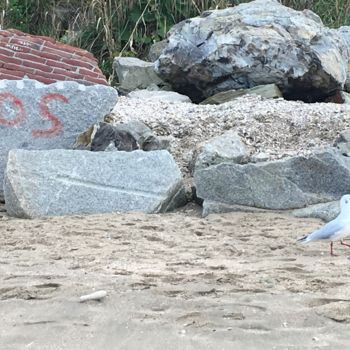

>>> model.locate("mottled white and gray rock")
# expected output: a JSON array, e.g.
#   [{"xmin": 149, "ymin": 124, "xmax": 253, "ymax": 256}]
[
  {"xmin": 114, "ymin": 57, "xmax": 170, "ymax": 93},
  {"xmin": 200, "ymin": 84, "xmax": 282, "ymax": 105},
  {"xmin": 0, "ymin": 79, "xmax": 118, "ymax": 199},
  {"xmin": 4, "ymin": 149, "xmax": 186, "ymax": 218},
  {"xmin": 334, "ymin": 128, "xmax": 350, "ymax": 156},
  {"xmin": 194, "ymin": 149, "xmax": 350, "ymax": 212},
  {"xmin": 128, "ymin": 90, "xmax": 191, "ymax": 103},
  {"xmin": 191, "ymin": 131, "xmax": 250, "ymax": 174},
  {"xmin": 338, "ymin": 26, "xmax": 350, "ymax": 93},
  {"xmin": 156, "ymin": 0, "xmax": 349, "ymax": 102}
]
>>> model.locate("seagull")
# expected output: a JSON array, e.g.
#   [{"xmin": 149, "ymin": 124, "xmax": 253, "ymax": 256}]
[{"xmin": 297, "ymin": 194, "xmax": 350, "ymax": 256}]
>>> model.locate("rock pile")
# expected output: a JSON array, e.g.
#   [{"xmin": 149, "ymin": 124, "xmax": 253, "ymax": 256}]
[
  {"xmin": 0, "ymin": 78, "xmax": 118, "ymax": 199},
  {"xmin": 3, "ymin": 1, "xmax": 350, "ymax": 220}
]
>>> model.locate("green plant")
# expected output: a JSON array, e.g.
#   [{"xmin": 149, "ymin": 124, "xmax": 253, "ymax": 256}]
[{"xmin": 1, "ymin": 0, "xmax": 350, "ymax": 78}]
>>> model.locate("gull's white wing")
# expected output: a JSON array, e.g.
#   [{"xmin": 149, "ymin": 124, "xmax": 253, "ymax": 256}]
[{"xmin": 298, "ymin": 218, "xmax": 345, "ymax": 243}]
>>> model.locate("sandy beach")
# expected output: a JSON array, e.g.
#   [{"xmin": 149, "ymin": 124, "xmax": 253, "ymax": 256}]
[{"xmin": 1, "ymin": 204, "xmax": 350, "ymax": 349}]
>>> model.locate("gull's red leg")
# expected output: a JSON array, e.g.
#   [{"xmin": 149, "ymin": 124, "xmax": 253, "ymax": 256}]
[
  {"xmin": 340, "ymin": 240, "xmax": 350, "ymax": 248},
  {"xmin": 330, "ymin": 242, "xmax": 337, "ymax": 256}
]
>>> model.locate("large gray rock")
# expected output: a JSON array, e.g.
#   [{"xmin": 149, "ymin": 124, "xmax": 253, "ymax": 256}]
[
  {"xmin": 4, "ymin": 149, "xmax": 186, "ymax": 218},
  {"xmin": 114, "ymin": 57, "xmax": 170, "ymax": 93},
  {"xmin": 156, "ymin": 0, "xmax": 349, "ymax": 102},
  {"xmin": 0, "ymin": 79, "xmax": 118, "ymax": 199},
  {"xmin": 338, "ymin": 26, "xmax": 350, "ymax": 92},
  {"xmin": 194, "ymin": 149, "xmax": 350, "ymax": 212},
  {"xmin": 191, "ymin": 131, "xmax": 250, "ymax": 174}
]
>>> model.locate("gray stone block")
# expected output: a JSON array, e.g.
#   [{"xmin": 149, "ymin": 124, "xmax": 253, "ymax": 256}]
[
  {"xmin": 113, "ymin": 57, "xmax": 170, "ymax": 93},
  {"xmin": 291, "ymin": 201, "xmax": 339, "ymax": 222},
  {"xmin": 191, "ymin": 131, "xmax": 250, "ymax": 174},
  {"xmin": 4, "ymin": 149, "xmax": 186, "ymax": 218},
  {"xmin": 194, "ymin": 149, "xmax": 350, "ymax": 211},
  {"xmin": 0, "ymin": 79, "xmax": 118, "ymax": 198}
]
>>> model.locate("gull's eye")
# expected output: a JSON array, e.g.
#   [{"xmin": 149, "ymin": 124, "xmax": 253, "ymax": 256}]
[{"xmin": 346, "ymin": 200, "xmax": 349, "ymax": 204}]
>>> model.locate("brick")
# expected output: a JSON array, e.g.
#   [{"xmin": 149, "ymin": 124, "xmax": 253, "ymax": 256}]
[
  {"xmin": 51, "ymin": 73, "xmax": 74, "ymax": 81},
  {"xmin": 93, "ymin": 67, "xmax": 104, "ymax": 74},
  {"xmin": 0, "ymin": 73, "xmax": 23, "ymax": 80},
  {"xmin": 0, "ymin": 54, "xmax": 22, "ymax": 65},
  {"xmin": 0, "ymin": 37, "xmax": 12, "ymax": 45},
  {"xmin": 3, "ymin": 63, "xmax": 35, "ymax": 75},
  {"xmin": 28, "ymin": 69, "xmax": 59, "ymax": 80},
  {"xmin": 25, "ymin": 74, "xmax": 57, "ymax": 84},
  {"xmin": 14, "ymin": 52, "xmax": 47, "ymax": 64},
  {"xmin": 77, "ymin": 67, "xmax": 100, "ymax": 78},
  {"xmin": 9, "ymin": 37, "xmax": 42, "ymax": 51},
  {"xmin": 0, "ymin": 31, "xmax": 14, "ymax": 38},
  {"xmin": 46, "ymin": 59, "xmax": 76, "ymax": 71},
  {"xmin": 0, "ymin": 68, "xmax": 25, "ymax": 78},
  {"xmin": 43, "ymin": 46, "xmax": 74, "ymax": 59},
  {"xmin": 43, "ymin": 41, "xmax": 87, "ymax": 58},
  {"xmin": 45, "ymin": 40, "xmax": 95, "ymax": 60},
  {"xmin": 1, "ymin": 43, "xmax": 33, "ymax": 55},
  {"xmin": 84, "ymin": 76, "xmax": 109, "ymax": 85},
  {"xmin": 22, "ymin": 60, "xmax": 53, "ymax": 73},
  {"xmin": 61, "ymin": 57, "xmax": 94, "ymax": 70},
  {"xmin": 52, "ymin": 68, "xmax": 84, "ymax": 80},
  {"xmin": 38, "ymin": 51, "xmax": 63, "ymax": 61}
]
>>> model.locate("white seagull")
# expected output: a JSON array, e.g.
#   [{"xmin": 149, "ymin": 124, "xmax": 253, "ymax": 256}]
[{"xmin": 297, "ymin": 194, "xmax": 350, "ymax": 256}]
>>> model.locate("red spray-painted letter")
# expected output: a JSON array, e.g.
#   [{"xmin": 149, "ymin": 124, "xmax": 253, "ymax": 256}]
[
  {"xmin": 0, "ymin": 92, "xmax": 26, "ymax": 127},
  {"xmin": 32, "ymin": 93, "xmax": 67, "ymax": 137}
]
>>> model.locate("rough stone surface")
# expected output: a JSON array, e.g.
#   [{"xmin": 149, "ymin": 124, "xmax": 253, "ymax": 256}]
[
  {"xmin": 128, "ymin": 90, "xmax": 192, "ymax": 103},
  {"xmin": 338, "ymin": 26, "xmax": 350, "ymax": 93},
  {"xmin": 114, "ymin": 57, "xmax": 170, "ymax": 93},
  {"xmin": 4, "ymin": 149, "xmax": 186, "ymax": 218},
  {"xmin": 194, "ymin": 149, "xmax": 350, "ymax": 211},
  {"xmin": 148, "ymin": 40, "xmax": 168, "ymax": 62},
  {"xmin": 156, "ymin": 0, "xmax": 349, "ymax": 102},
  {"xmin": 200, "ymin": 84, "xmax": 282, "ymax": 105},
  {"xmin": 292, "ymin": 200, "xmax": 339, "ymax": 222},
  {"xmin": 90, "ymin": 122, "xmax": 139, "ymax": 152},
  {"xmin": 334, "ymin": 129, "xmax": 350, "ymax": 156},
  {"xmin": 0, "ymin": 29, "xmax": 108, "ymax": 85},
  {"xmin": 0, "ymin": 79, "xmax": 118, "ymax": 197},
  {"xmin": 191, "ymin": 130, "xmax": 250, "ymax": 174}
]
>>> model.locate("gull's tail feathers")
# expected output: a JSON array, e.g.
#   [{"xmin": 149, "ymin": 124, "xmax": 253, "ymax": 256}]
[{"xmin": 297, "ymin": 234, "xmax": 310, "ymax": 244}]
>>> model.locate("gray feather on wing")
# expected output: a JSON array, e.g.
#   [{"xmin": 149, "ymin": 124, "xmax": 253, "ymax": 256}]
[{"xmin": 307, "ymin": 219, "xmax": 344, "ymax": 241}]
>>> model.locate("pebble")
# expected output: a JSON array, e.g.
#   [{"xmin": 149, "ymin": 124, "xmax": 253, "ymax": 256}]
[
  {"xmin": 79, "ymin": 290, "xmax": 107, "ymax": 302},
  {"xmin": 112, "ymin": 95, "xmax": 350, "ymax": 178}
]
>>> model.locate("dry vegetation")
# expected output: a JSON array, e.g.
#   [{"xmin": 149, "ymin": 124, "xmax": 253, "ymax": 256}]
[{"xmin": 1, "ymin": 0, "xmax": 350, "ymax": 77}]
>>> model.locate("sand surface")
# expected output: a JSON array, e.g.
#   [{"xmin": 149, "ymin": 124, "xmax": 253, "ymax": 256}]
[{"xmin": 1, "ymin": 205, "xmax": 350, "ymax": 349}]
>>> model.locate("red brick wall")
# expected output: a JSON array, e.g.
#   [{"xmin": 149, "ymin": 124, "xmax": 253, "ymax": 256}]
[{"xmin": 0, "ymin": 29, "xmax": 108, "ymax": 86}]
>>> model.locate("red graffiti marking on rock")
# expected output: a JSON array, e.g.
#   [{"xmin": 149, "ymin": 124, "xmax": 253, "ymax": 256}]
[
  {"xmin": 32, "ymin": 93, "xmax": 67, "ymax": 137},
  {"xmin": 0, "ymin": 92, "xmax": 26, "ymax": 127}
]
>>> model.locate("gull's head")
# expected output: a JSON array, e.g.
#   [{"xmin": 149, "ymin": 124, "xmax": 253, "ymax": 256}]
[{"xmin": 340, "ymin": 194, "xmax": 350, "ymax": 213}]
